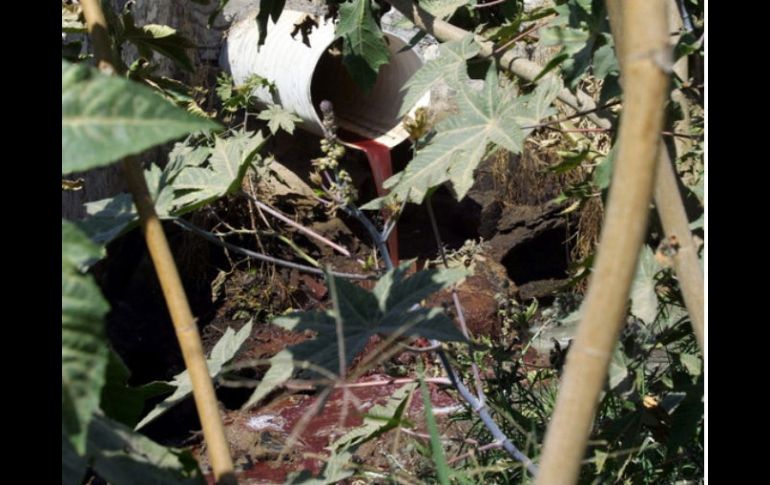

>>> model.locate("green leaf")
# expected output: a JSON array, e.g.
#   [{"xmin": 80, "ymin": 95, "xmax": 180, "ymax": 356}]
[
  {"xmin": 78, "ymin": 194, "xmax": 138, "ymax": 244},
  {"xmin": 378, "ymin": 67, "xmax": 560, "ymax": 205},
  {"xmin": 172, "ymin": 132, "xmax": 266, "ymax": 212},
  {"xmin": 62, "ymin": 219, "xmax": 105, "ymax": 271},
  {"xmin": 593, "ymin": 41, "xmax": 619, "ymax": 80},
  {"xmin": 62, "ymin": 221, "xmax": 110, "ymax": 454},
  {"xmin": 420, "ymin": 368, "xmax": 450, "ymax": 485},
  {"xmin": 399, "ymin": 35, "xmax": 480, "ymax": 117},
  {"xmin": 332, "ymin": 383, "xmax": 416, "ymax": 450},
  {"xmin": 540, "ymin": 0, "xmax": 616, "ymax": 90},
  {"xmin": 62, "ymin": 425, "xmax": 87, "ymax": 484},
  {"xmin": 136, "ymin": 321, "xmax": 253, "ymax": 429},
  {"xmin": 257, "ymin": 0, "xmax": 287, "ymax": 46},
  {"xmin": 257, "ymin": 104, "xmax": 302, "ymax": 134},
  {"xmin": 123, "ymin": 18, "xmax": 196, "ymax": 72},
  {"xmin": 62, "ymin": 60, "xmax": 218, "ymax": 174},
  {"xmin": 630, "ymin": 245, "xmax": 660, "ymax": 323},
  {"xmin": 88, "ymin": 414, "xmax": 204, "ymax": 484},
  {"xmin": 608, "ymin": 344, "xmax": 633, "ymax": 396},
  {"xmin": 77, "ymin": 134, "xmax": 249, "ymax": 246},
  {"xmin": 337, "ymin": 0, "xmax": 390, "ymax": 92},
  {"xmin": 100, "ymin": 351, "xmax": 173, "ymax": 427},
  {"xmin": 592, "ymin": 144, "xmax": 616, "ymax": 191},
  {"xmin": 421, "ymin": 0, "xmax": 469, "ymax": 18},
  {"xmin": 287, "ymin": 449, "xmax": 355, "ymax": 484},
  {"xmin": 273, "ymin": 263, "xmax": 467, "ymax": 376},
  {"xmin": 242, "ymin": 349, "xmax": 295, "ymax": 409},
  {"xmin": 679, "ymin": 353, "xmax": 702, "ymax": 377},
  {"xmin": 532, "ymin": 52, "xmax": 569, "ymax": 83},
  {"xmin": 549, "ymin": 149, "xmax": 590, "ymax": 174}
]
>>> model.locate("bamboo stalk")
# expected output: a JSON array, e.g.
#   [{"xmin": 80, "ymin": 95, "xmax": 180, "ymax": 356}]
[
  {"xmin": 80, "ymin": 1, "xmax": 236, "ymax": 482},
  {"xmin": 607, "ymin": 0, "xmax": 704, "ymax": 352},
  {"xmin": 535, "ymin": 2, "xmax": 670, "ymax": 483}
]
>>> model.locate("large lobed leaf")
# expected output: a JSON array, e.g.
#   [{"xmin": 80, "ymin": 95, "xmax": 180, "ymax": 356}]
[
  {"xmin": 371, "ymin": 66, "xmax": 560, "ymax": 206},
  {"xmin": 62, "ymin": 59, "xmax": 218, "ymax": 174},
  {"xmin": 272, "ymin": 263, "xmax": 468, "ymax": 376},
  {"xmin": 337, "ymin": 0, "xmax": 391, "ymax": 92},
  {"xmin": 77, "ymin": 133, "xmax": 263, "ymax": 245},
  {"xmin": 398, "ymin": 35, "xmax": 480, "ymax": 117},
  {"xmin": 168, "ymin": 131, "xmax": 266, "ymax": 213},
  {"xmin": 62, "ymin": 220, "xmax": 110, "ymax": 454}
]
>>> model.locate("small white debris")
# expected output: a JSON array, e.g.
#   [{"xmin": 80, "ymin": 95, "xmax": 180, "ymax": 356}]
[
  {"xmin": 432, "ymin": 404, "xmax": 464, "ymax": 416},
  {"xmin": 245, "ymin": 414, "xmax": 284, "ymax": 431}
]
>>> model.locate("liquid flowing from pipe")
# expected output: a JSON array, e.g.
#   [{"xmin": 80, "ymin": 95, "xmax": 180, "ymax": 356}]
[{"xmin": 345, "ymin": 138, "xmax": 400, "ymax": 265}]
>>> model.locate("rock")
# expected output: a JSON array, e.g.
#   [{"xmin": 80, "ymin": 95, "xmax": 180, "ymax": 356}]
[
  {"xmin": 518, "ymin": 278, "xmax": 568, "ymax": 302},
  {"xmin": 427, "ymin": 255, "xmax": 518, "ymax": 339}
]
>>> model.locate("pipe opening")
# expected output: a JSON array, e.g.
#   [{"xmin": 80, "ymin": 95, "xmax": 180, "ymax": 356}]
[{"xmin": 310, "ymin": 35, "xmax": 424, "ymax": 147}]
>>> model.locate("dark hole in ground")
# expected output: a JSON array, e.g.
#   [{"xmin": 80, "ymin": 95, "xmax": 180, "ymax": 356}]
[
  {"xmin": 100, "ymin": 221, "xmax": 230, "ymax": 385},
  {"xmin": 501, "ymin": 227, "xmax": 570, "ymax": 284}
]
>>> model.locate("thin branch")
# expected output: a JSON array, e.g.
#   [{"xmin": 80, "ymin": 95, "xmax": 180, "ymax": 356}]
[
  {"xmin": 400, "ymin": 428, "xmax": 480, "ymax": 445},
  {"xmin": 244, "ymin": 193, "xmax": 353, "ymax": 258},
  {"xmin": 472, "ymin": 0, "xmax": 508, "ymax": 9},
  {"xmin": 522, "ymin": 100, "xmax": 622, "ymax": 130},
  {"xmin": 384, "ymin": 0, "xmax": 615, "ymax": 129},
  {"xmin": 284, "ymin": 376, "xmax": 452, "ymax": 391},
  {"xmin": 435, "ymin": 346, "xmax": 539, "ymax": 476},
  {"xmin": 537, "ymin": 2, "xmax": 670, "ymax": 483},
  {"xmin": 447, "ymin": 441, "xmax": 505, "ymax": 465},
  {"xmin": 341, "ymin": 203, "xmax": 394, "ymax": 271},
  {"xmin": 328, "ymin": 266, "xmax": 347, "ymax": 380},
  {"xmin": 426, "ymin": 195, "xmax": 486, "ymax": 405},
  {"xmin": 493, "ymin": 19, "xmax": 552, "ymax": 56},
  {"xmin": 173, "ymin": 218, "xmax": 377, "ymax": 280}
]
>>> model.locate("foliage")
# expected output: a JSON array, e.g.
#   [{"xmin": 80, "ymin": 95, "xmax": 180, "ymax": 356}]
[
  {"xmin": 257, "ymin": 104, "xmax": 302, "ymax": 135},
  {"xmin": 366, "ymin": 60, "xmax": 561, "ymax": 207},
  {"xmin": 337, "ymin": 0, "xmax": 391, "ymax": 92},
  {"xmin": 136, "ymin": 322, "xmax": 254, "ymax": 429},
  {"xmin": 540, "ymin": 0, "xmax": 619, "ymax": 98},
  {"xmin": 62, "ymin": 220, "xmax": 110, "ymax": 454},
  {"xmin": 61, "ymin": 60, "xmax": 218, "ymax": 174},
  {"xmin": 77, "ymin": 131, "xmax": 268, "ymax": 244},
  {"xmin": 216, "ymin": 72, "xmax": 276, "ymax": 114},
  {"xmin": 62, "ymin": 0, "xmax": 704, "ymax": 482},
  {"xmin": 273, "ymin": 263, "xmax": 467, "ymax": 373}
]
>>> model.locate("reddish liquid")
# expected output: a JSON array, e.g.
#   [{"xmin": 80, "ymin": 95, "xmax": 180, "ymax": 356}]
[{"xmin": 344, "ymin": 137, "xmax": 400, "ymax": 266}]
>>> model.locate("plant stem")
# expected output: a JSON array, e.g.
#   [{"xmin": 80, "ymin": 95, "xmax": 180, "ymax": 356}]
[
  {"xmin": 174, "ymin": 218, "xmax": 376, "ymax": 280},
  {"xmin": 244, "ymin": 193, "xmax": 353, "ymax": 258},
  {"xmin": 384, "ymin": 0, "xmax": 615, "ymax": 129},
  {"xmin": 341, "ymin": 203, "xmax": 394, "ymax": 271},
  {"xmin": 80, "ymin": 2, "xmax": 236, "ymax": 482},
  {"xmin": 435, "ymin": 346, "xmax": 539, "ymax": 476},
  {"xmin": 426, "ymin": 195, "xmax": 486, "ymax": 405},
  {"xmin": 340, "ymin": 190, "xmax": 535, "ymax": 473},
  {"xmin": 536, "ymin": 2, "xmax": 670, "ymax": 483},
  {"xmin": 472, "ymin": 0, "xmax": 509, "ymax": 9},
  {"xmin": 606, "ymin": 0, "xmax": 704, "ymax": 352}
]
